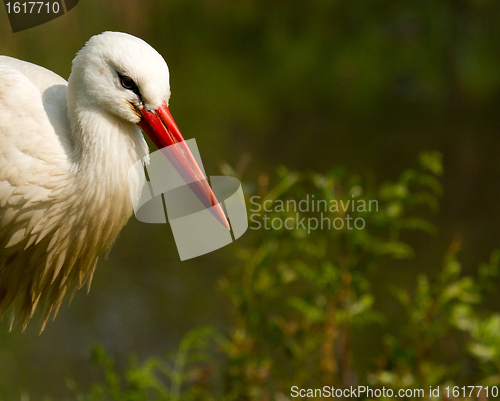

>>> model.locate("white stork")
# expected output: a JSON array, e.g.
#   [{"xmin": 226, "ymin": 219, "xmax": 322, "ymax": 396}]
[{"xmin": 0, "ymin": 32, "xmax": 228, "ymax": 331}]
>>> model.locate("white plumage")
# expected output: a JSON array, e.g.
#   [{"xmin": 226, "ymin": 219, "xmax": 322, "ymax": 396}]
[{"xmin": 0, "ymin": 32, "xmax": 174, "ymax": 331}]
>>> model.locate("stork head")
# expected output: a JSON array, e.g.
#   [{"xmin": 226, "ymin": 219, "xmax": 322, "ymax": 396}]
[
  {"xmin": 69, "ymin": 31, "xmax": 170, "ymax": 123},
  {"xmin": 68, "ymin": 31, "xmax": 230, "ymax": 230}
]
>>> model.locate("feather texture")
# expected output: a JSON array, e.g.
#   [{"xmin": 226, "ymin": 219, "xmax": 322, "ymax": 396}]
[{"xmin": 0, "ymin": 32, "xmax": 172, "ymax": 331}]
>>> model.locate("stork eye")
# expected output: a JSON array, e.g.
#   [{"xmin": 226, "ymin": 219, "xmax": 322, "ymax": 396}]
[
  {"xmin": 120, "ymin": 75, "xmax": 135, "ymax": 90},
  {"xmin": 117, "ymin": 72, "xmax": 143, "ymax": 102}
]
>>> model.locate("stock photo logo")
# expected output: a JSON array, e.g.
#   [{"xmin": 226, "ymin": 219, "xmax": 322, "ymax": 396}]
[
  {"xmin": 128, "ymin": 140, "xmax": 378, "ymax": 260},
  {"xmin": 248, "ymin": 191, "xmax": 378, "ymax": 234},
  {"xmin": 3, "ymin": 0, "xmax": 78, "ymax": 32},
  {"xmin": 129, "ymin": 139, "xmax": 248, "ymax": 261}
]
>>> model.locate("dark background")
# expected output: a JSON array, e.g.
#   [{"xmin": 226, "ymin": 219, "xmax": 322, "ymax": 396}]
[{"xmin": 1, "ymin": 0, "xmax": 499, "ymax": 398}]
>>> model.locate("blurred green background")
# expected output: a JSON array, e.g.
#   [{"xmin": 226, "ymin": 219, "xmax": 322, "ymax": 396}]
[{"xmin": 1, "ymin": 0, "xmax": 500, "ymax": 399}]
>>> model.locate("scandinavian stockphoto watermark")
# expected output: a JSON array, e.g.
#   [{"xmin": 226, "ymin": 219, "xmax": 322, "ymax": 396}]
[
  {"xmin": 127, "ymin": 139, "xmax": 378, "ymax": 260},
  {"xmin": 249, "ymin": 194, "xmax": 378, "ymax": 233}
]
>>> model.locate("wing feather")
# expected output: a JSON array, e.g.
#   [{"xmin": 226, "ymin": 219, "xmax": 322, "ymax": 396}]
[{"xmin": 0, "ymin": 57, "xmax": 76, "ymax": 329}]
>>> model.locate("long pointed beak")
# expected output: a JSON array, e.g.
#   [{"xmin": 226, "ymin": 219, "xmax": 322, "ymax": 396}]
[{"xmin": 137, "ymin": 102, "xmax": 230, "ymax": 230}]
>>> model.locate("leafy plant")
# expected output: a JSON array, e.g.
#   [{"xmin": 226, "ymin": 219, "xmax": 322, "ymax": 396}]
[
  {"xmin": 73, "ymin": 327, "xmax": 219, "ymax": 401},
  {"xmin": 70, "ymin": 152, "xmax": 500, "ymax": 400}
]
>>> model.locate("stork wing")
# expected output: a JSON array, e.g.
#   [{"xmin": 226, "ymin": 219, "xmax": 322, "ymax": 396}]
[{"xmin": 0, "ymin": 57, "xmax": 74, "ymax": 328}]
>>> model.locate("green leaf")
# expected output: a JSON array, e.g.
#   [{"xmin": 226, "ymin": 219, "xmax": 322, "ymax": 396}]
[{"xmin": 419, "ymin": 151, "xmax": 443, "ymax": 176}]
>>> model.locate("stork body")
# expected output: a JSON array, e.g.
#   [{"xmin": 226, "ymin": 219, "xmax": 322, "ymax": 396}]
[{"xmin": 0, "ymin": 32, "xmax": 228, "ymax": 330}]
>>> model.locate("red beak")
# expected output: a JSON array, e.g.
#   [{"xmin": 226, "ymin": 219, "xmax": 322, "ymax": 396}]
[{"xmin": 138, "ymin": 102, "xmax": 230, "ymax": 230}]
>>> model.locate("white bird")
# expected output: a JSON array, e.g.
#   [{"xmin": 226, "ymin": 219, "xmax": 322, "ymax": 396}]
[{"xmin": 0, "ymin": 32, "xmax": 229, "ymax": 331}]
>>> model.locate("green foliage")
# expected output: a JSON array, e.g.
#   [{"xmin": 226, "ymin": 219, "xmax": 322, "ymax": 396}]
[
  {"xmin": 216, "ymin": 152, "xmax": 444, "ymax": 398},
  {"xmin": 71, "ymin": 152, "xmax": 500, "ymax": 400},
  {"xmin": 371, "ymin": 242, "xmax": 500, "ymax": 394},
  {"xmin": 73, "ymin": 327, "xmax": 219, "ymax": 401}
]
